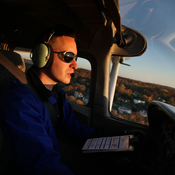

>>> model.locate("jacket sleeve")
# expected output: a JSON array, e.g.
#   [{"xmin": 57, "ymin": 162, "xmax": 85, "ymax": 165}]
[
  {"xmin": 0, "ymin": 82, "xmax": 74, "ymax": 175},
  {"xmin": 60, "ymin": 90, "xmax": 96, "ymax": 141}
]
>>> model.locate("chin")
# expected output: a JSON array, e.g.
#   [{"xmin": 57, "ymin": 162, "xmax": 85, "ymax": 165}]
[{"xmin": 63, "ymin": 79, "xmax": 71, "ymax": 85}]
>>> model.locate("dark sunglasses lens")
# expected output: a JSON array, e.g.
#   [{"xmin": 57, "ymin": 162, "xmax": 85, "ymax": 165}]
[{"xmin": 64, "ymin": 52, "xmax": 75, "ymax": 63}]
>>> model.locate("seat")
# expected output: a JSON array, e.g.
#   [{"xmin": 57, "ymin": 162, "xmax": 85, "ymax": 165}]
[{"xmin": 0, "ymin": 50, "xmax": 26, "ymax": 174}]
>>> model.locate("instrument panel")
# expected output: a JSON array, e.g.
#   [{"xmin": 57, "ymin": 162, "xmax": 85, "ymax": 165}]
[{"xmin": 148, "ymin": 101, "xmax": 175, "ymax": 174}]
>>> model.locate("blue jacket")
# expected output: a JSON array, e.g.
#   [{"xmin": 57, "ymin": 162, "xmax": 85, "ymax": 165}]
[{"xmin": 0, "ymin": 68, "xmax": 95, "ymax": 174}]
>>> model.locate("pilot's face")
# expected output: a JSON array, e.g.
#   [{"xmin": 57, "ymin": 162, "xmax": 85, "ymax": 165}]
[{"xmin": 49, "ymin": 36, "xmax": 78, "ymax": 84}]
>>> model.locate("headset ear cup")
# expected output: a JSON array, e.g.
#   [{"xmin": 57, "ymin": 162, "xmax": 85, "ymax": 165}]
[
  {"xmin": 44, "ymin": 44, "xmax": 53, "ymax": 68},
  {"xmin": 31, "ymin": 43, "xmax": 50, "ymax": 68}
]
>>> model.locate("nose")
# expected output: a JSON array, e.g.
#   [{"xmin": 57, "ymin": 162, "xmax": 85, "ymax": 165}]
[{"xmin": 70, "ymin": 58, "xmax": 78, "ymax": 70}]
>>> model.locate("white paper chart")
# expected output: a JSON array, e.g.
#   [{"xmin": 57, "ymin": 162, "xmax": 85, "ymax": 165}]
[{"xmin": 82, "ymin": 135, "xmax": 134, "ymax": 153}]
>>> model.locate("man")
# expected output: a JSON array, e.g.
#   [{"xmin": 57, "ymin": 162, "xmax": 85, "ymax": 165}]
[{"xmin": 0, "ymin": 25, "xmax": 97, "ymax": 174}]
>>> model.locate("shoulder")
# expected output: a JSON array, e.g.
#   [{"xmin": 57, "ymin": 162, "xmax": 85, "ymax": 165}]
[
  {"xmin": 0, "ymin": 79, "xmax": 43, "ymax": 108},
  {"xmin": 0, "ymin": 80, "xmax": 50, "ymax": 123}
]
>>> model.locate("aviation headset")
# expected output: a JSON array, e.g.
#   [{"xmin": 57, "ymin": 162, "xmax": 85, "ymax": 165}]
[{"xmin": 30, "ymin": 29, "xmax": 56, "ymax": 68}]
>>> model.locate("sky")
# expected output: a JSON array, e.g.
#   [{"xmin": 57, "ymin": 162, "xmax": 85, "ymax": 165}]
[{"xmin": 118, "ymin": 0, "xmax": 175, "ymax": 89}]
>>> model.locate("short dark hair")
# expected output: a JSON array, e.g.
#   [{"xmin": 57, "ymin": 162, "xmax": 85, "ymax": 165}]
[{"xmin": 37, "ymin": 25, "xmax": 78, "ymax": 44}]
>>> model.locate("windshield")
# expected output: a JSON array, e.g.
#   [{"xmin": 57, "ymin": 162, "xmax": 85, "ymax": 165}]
[
  {"xmin": 111, "ymin": 0, "xmax": 175, "ymax": 125},
  {"xmin": 119, "ymin": 0, "xmax": 175, "ymax": 89}
]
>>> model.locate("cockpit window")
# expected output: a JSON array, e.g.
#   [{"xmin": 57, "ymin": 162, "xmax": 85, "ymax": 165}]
[
  {"xmin": 64, "ymin": 57, "xmax": 91, "ymax": 105},
  {"xmin": 111, "ymin": 0, "xmax": 175, "ymax": 126},
  {"xmin": 14, "ymin": 48, "xmax": 33, "ymax": 72}
]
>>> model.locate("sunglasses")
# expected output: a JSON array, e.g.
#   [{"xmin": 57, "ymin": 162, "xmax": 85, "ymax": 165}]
[{"xmin": 53, "ymin": 51, "xmax": 77, "ymax": 63}]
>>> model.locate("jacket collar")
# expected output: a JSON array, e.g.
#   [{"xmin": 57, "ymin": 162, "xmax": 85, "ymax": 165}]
[{"xmin": 27, "ymin": 66, "xmax": 62, "ymax": 104}]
